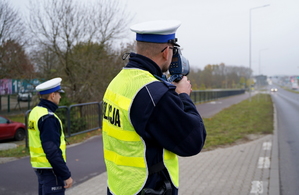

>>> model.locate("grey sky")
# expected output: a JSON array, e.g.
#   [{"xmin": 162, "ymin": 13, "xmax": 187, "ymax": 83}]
[{"xmin": 10, "ymin": 0, "xmax": 299, "ymax": 77}]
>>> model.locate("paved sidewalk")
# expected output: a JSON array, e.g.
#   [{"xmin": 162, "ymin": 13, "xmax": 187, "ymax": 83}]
[{"xmin": 66, "ymin": 133, "xmax": 279, "ymax": 195}]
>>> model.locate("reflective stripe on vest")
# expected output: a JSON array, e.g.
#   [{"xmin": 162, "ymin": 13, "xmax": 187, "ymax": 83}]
[
  {"xmin": 102, "ymin": 68, "xmax": 179, "ymax": 195},
  {"xmin": 28, "ymin": 106, "xmax": 66, "ymax": 168}
]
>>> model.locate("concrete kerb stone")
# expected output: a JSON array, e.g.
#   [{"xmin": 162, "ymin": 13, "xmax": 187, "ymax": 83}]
[
  {"xmin": 0, "ymin": 157, "xmax": 18, "ymax": 164},
  {"xmin": 268, "ymin": 102, "xmax": 280, "ymax": 195},
  {"xmin": 0, "ymin": 143, "xmax": 17, "ymax": 151}
]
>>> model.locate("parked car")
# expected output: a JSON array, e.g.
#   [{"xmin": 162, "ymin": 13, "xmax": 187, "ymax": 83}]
[
  {"xmin": 270, "ymin": 88, "xmax": 278, "ymax": 92},
  {"xmin": 0, "ymin": 116, "xmax": 26, "ymax": 141},
  {"xmin": 17, "ymin": 90, "xmax": 32, "ymax": 102}
]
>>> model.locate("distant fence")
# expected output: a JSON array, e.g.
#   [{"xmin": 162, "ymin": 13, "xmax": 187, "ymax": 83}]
[
  {"xmin": 0, "ymin": 94, "xmax": 34, "ymax": 114},
  {"xmin": 1, "ymin": 89, "xmax": 246, "ymax": 114},
  {"xmin": 190, "ymin": 89, "xmax": 246, "ymax": 104}
]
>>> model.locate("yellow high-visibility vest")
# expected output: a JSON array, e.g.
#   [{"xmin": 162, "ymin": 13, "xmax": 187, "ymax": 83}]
[
  {"xmin": 102, "ymin": 68, "xmax": 179, "ymax": 195},
  {"xmin": 28, "ymin": 106, "xmax": 66, "ymax": 168}
]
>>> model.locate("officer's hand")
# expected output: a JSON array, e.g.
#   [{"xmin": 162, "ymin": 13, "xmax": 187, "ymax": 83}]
[
  {"xmin": 173, "ymin": 76, "xmax": 192, "ymax": 95},
  {"xmin": 64, "ymin": 177, "xmax": 73, "ymax": 189}
]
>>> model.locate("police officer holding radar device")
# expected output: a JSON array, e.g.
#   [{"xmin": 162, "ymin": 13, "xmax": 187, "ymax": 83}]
[
  {"xmin": 102, "ymin": 20, "xmax": 206, "ymax": 195},
  {"xmin": 28, "ymin": 78, "xmax": 73, "ymax": 195}
]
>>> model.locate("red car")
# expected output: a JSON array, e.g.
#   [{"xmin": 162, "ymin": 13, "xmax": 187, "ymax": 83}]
[{"xmin": 0, "ymin": 116, "xmax": 26, "ymax": 141}]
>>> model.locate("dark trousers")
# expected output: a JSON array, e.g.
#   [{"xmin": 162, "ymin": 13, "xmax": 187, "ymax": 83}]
[{"xmin": 35, "ymin": 169, "xmax": 65, "ymax": 195}]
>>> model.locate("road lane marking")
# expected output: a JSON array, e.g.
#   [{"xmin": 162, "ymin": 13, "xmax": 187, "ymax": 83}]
[
  {"xmin": 250, "ymin": 181, "xmax": 263, "ymax": 194},
  {"xmin": 262, "ymin": 142, "xmax": 272, "ymax": 150},
  {"xmin": 209, "ymin": 101, "xmax": 222, "ymax": 104},
  {"xmin": 258, "ymin": 157, "xmax": 270, "ymax": 169},
  {"xmin": 250, "ymin": 141, "xmax": 272, "ymax": 194}
]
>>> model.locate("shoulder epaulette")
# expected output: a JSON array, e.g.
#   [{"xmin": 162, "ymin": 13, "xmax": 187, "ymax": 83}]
[
  {"xmin": 48, "ymin": 111, "xmax": 54, "ymax": 115},
  {"xmin": 154, "ymin": 75, "xmax": 176, "ymax": 89}
]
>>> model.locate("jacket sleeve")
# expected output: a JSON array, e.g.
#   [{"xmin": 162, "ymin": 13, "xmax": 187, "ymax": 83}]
[
  {"xmin": 38, "ymin": 116, "xmax": 71, "ymax": 180},
  {"xmin": 131, "ymin": 82, "xmax": 206, "ymax": 157}
]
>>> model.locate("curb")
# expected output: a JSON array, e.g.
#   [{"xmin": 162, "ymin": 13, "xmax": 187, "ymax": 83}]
[{"xmin": 269, "ymin": 100, "xmax": 280, "ymax": 195}]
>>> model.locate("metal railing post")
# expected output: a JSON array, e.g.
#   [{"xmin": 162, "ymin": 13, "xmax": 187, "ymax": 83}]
[{"xmin": 7, "ymin": 95, "xmax": 10, "ymax": 113}]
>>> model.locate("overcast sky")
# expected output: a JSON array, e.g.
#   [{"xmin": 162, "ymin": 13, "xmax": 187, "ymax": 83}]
[{"xmin": 10, "ymin": 0, "xmax": 299, "ymax": 77}]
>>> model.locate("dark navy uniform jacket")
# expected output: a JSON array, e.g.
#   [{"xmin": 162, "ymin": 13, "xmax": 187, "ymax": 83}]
[
  {"xmin": 108, "ymin": 53, "xmax": 206, "ymax": 195},
  {"xmin": 37, "ymin": 99, "xmax": 71, "ymax": 180}
]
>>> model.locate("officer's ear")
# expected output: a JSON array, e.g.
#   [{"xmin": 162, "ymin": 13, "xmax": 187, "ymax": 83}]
[
  {"xmin": 48, "ymin": 92, "xmax": 55, "ymax": 101},
  {"xmin": 161, "ymin": 46, "xmax": 170, "ymax": 60}
]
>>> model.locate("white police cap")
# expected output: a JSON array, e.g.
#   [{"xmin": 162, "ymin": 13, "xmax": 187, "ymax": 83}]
[
  {"xmin": 130, "ymin": 20, "xmax": 181, "ymax": 46},
  {"xmin": 36, "ymin": 77, "xmax": 64, "ymax": 95}
]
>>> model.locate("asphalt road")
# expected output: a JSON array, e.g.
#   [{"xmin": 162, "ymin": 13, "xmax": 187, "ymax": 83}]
[
  {"xmin": 0, "ymin": 136, "xmax": 105, "ymax": 195},
  {"xmin": 270, "ymin": 85, "xmax": 299, "ymax": 195},
  {"xmin": 0, "ymin": 92, "xmax": 254, "ymax": 195},
  {"xmin": 195, "ymin": 92, "xmax": 252, "ymax": 118}
]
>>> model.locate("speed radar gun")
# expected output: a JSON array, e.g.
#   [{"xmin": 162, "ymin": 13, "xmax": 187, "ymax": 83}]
[{"xmin": 168, "ymin": 47, "xmax": 190, "ymax": 82}]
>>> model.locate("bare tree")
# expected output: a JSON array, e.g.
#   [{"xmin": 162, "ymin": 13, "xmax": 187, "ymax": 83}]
[
  {"xmin": 0, "ymin": 0, "xmax": 33, "ymax": 79},
  {"xmin": 28, "ymin": 0, "xmax": 133, "ymax": 103},
  {"xmin": 0, "ymin": 0, "xmax": 25, "ymax": 44},
  {"xmin": 30, "ymin": 45, "xmax": 59, "ymax": 79},
  {"xmin": 91, "ymin": 0, "xmax": 133, "ymax": 45}
]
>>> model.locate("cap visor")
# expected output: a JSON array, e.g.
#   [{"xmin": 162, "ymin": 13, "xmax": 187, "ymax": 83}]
[{"xmin": 56, "ymin": 89, "xmax": 65, "ymax": 93}]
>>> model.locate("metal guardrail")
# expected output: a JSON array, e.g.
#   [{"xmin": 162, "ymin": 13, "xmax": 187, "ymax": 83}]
[
  {"xmin": 1, "ymin": 89, "xmax": 246, "ymax": 114},
  {"xmin": 66, "ymin": 102, "xmax": 102, "ymax": 137},
  {"xmin": 190, "ymin": 89, "xmax": 246, "ymax": 104},
  {"xmin": 0, "ymin": 94, "xmax": 33, "ymax": 114}
]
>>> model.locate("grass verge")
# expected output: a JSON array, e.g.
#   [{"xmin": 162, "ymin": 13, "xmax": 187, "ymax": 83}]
[
  {"xmin": 281, "ymin": 87, "xmax": 299, "ymax": 94},
  {"xmin": 202, "ymin": 93, "xmax": 273, "ymax": 150},
  {"xmin": 1, "ymin": 93, "xmax": 273, "ymax": 158}
]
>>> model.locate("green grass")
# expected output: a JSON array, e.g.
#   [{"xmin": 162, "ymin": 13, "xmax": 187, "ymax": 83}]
[
  {"xmin": 202, "ymin": 93, "xmax": 273, "ymax": 150},
  {"xmin": 3, "ymin": 114, "xmax": 26, "ymax": 123},
  {"xmin": 281, "ymin": 87, "xmax": 299, "ymax": 94},
  {"xmin": 1, "ymin": 94, "xmax": 273, "ymax": 158},
  {"xmin": 0, "ymin": 145, "xmax": 29, "ymax": 158}
]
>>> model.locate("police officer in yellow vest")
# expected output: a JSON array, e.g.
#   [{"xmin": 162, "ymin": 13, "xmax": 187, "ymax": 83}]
[
  {"xmin": 102, "ymin": 20, "xmax": 206, "ymax": 195},
  {"xmin": 28, "ymin": 78, "xmax": 73, "ymax": 195}
]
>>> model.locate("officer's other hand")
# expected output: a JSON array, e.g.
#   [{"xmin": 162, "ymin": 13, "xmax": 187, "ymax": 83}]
[
  {"xmin": 173, "ymin": 76, "xmax": 192, "ymax": 95},
  {"xmin": 64, "ymin": 177, "xmax": 73, "ymax": 189}
]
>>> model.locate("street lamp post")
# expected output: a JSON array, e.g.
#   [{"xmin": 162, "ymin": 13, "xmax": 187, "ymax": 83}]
[{"xmin": 249, "ymin": 4, "xmax": 270, "ymax": 100}]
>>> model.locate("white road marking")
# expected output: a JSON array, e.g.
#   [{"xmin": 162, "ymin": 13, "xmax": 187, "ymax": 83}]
[
  {"xmin": 258, "ymin": 157, "xmax": 270, "ymax": 169},
  {"xmin": 250, "ymin": 141, "xmax": 272, "ymax": 194},
  {"xmin": 262, "ymin": 142, "xmax": 272, "ymax": 150},
  {"xmin": 209, "ymin": 101, "xmax": 222, "ymax": 104},
  {"xmin": 250, "ymin": 181, "xmax": 263, "ymax": 194}
]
